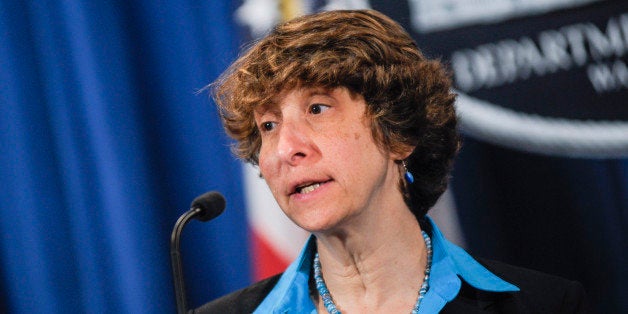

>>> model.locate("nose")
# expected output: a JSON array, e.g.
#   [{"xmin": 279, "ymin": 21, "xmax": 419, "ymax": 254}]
[{"xmin": 276, "ymin": 120, "xmax": 313, "ymax": 166}]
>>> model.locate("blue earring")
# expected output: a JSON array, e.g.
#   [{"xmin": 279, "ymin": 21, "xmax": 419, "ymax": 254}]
[{"xmin": 403, "ymin": 160, "xmax": 414, "ymax": 184}]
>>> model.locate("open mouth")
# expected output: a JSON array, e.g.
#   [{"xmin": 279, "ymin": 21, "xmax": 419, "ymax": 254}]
[{"xmin": 294, "ymin": 180, "xmax": 331, "ymax": 195}]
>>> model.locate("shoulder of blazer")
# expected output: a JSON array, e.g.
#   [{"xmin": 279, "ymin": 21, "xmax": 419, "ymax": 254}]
[
  {"xmin": 442, "ymin": 257, "xmax": 595, "ymax": 313},
  {"xmin": 191, "ymin": 259, "xmax": 596, "ymax": 314},
  {"xmin": 191, "ymin": 273, "xmax": 282, "ymax": 314}
]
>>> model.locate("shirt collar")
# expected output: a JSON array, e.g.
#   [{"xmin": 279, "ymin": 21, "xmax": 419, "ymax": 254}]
[
  {"xmin": 254, "ymin": 216, "xmax": 519, "ymax": 313},
  {"xmin": 421, "ymin": 217, "xmax": 519, "ymax": 312},
  {"xmin": 254, "ymin": 237, "xmax": 317, "ymax": 313}
]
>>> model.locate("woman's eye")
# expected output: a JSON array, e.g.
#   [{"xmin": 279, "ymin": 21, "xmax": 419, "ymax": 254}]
[
  {"xmin": 260, "ymin": 121, "xmax": 275, "ymax": 132},
  {"xmin": 309, "ymin": 103, "xmax": 329, "ymax": 115}
]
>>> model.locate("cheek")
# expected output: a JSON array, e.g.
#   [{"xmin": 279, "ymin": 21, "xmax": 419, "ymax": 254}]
[
  {"xmin": 257, "ymin": 145, "xmax": 276, "ymax": 179},
  {"xmin": 258, "ymin": 149, "xmax": 270, "ymax": 175},
  {"xmin": 258, "ymin": 149, "xmax": 286, "ymax": 201}
]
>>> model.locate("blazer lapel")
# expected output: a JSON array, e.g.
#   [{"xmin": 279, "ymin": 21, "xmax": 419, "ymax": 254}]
[{"xmin": 440, "ymin": 281, "xmax": 520, "ymax": 314}]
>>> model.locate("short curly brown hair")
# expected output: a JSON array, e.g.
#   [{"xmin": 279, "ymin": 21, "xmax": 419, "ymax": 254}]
[{"xmin": 211, "ymin": 9, "xmax": 460, "ymax": 219}]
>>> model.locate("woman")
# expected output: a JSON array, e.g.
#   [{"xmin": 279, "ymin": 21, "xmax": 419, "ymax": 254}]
[{"xmin": 197, "ymin": 10, "xmax": 591, "ymax": 313}]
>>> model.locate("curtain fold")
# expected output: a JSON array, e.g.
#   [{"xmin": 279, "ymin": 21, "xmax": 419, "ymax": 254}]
[{"xmin": 0, "ymin": 1, "xmax": 249, "ymax": 313}]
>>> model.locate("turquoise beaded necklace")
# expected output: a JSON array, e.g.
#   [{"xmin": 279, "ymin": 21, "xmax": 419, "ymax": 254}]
[{"xmin": 313, "ymin": 230, "xmax": 433, "ymax": 314}]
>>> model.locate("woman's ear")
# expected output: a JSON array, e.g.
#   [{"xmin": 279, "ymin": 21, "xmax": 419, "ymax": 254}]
[{"xmin": 390, "ymin": 144, "xmax": 415, "ymax": 161}]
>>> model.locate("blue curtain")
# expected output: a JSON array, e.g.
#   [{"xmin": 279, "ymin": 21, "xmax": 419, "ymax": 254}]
[{"xmin": 0, "ymin": 1, "xmax": 250, "ymax": 313}]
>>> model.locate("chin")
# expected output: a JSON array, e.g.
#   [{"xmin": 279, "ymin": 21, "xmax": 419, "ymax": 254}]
[
  {"xmin": 289, "ymin": 212, "xmax": 346, "ymax": 234},
  {"xmin": 290, "ymin": 218, "xmax": 330, "ymax": 233}
]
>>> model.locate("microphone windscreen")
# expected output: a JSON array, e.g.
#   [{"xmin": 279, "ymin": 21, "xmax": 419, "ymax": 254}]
[{"xmin": 190, "ymin": 191, "xmax": 226, "ymax": 222}]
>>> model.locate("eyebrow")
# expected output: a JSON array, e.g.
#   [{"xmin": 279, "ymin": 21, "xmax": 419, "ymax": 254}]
[
  {"xmin": 254, "ymin": 102, "xmax": 280, "ymax": 119},
  {"xmin": 254, "ymin": 86, "xmax": 337, "ymax": 117}
]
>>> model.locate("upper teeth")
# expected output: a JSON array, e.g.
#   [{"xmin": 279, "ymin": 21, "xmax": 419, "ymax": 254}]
[{"xmin": 299, "ymin": 183, "xmax": 320, "ymax": 194}]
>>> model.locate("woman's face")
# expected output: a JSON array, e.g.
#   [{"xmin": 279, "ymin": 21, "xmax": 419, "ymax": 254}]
[{"xmin": 255, "ymin": 87, "xmax": 405, "ymax": 233}]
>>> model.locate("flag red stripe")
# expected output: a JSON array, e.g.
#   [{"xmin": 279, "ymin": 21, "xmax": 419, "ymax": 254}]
[{"xmin": 250, "ymin": 230, "xmax": 290, "ymax": 281}]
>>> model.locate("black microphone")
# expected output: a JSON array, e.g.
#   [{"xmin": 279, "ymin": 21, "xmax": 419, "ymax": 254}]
[
  {"xmin": 190, "ymin": 191, "xmax": 226, "ymax": 222},
  {"xmin": 170, "ymin": 191, "xmax": 226, "ymax": 314}
]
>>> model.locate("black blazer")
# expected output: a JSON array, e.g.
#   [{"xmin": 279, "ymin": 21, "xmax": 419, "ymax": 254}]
[{"xmin": 193, "ymin": 258, "xmax": 594, "ymax": 313}]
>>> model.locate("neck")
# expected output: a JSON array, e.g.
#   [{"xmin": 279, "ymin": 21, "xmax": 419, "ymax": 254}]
[{"xmin": 313, "ymin": 208, "xmax": 428, "ymax": 313}]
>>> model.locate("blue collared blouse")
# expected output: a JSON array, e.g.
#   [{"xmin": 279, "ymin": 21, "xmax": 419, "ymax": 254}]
[{"xmin": 254, "ymin": 217, "xmax": 519, "ymax": 313}]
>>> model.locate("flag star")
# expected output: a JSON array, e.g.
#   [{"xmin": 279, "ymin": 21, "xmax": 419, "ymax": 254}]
[{"xmin": 235, "ymin": 0, "xmax": 281, "ymax": 38}]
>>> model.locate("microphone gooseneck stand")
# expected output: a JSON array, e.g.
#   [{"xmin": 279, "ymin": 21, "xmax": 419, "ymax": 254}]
[{"xmin": 170, "ymin": 191, "xmax": 226, "ymax": 314}]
